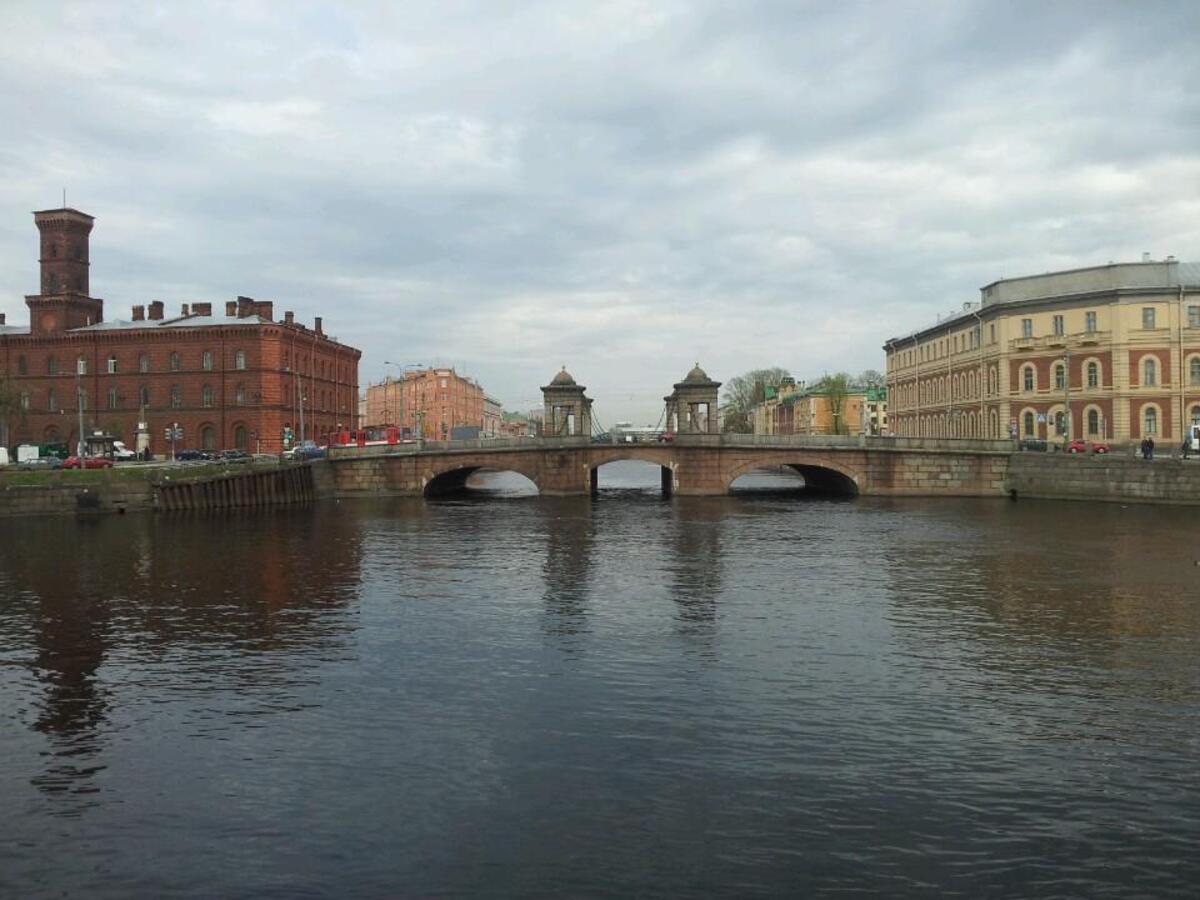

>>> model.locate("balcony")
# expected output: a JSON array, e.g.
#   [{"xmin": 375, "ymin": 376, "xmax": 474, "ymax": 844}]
[{"xmin": 1008, "ymin": 330, "xmax": 1111, "ymax": 352}]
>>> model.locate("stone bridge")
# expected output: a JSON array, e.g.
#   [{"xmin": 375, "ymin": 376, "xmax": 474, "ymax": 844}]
[{"xmin": 323, "ymin": 434, "xmax": 1014, "ymax": 498}]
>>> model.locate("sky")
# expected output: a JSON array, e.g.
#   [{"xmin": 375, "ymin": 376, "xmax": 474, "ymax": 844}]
[{"xmin": 1, "ymin": 1, "xmax": 1198, "ymax": 426}]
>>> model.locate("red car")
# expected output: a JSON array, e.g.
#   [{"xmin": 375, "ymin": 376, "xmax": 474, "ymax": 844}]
[
  {"xmin": 1066, "ymin": 439, "xmax": 1109, "ymax": 455},
  {"xmin": 64, "ymin": 456, "xmax": 114, "ymax": 469},
  {"xmin": 656, "ymin": 431, "xmax": 676, "ymax": 443}
]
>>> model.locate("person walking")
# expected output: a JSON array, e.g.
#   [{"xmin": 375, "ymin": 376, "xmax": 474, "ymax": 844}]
[
  {"xmin": 1182, "ymin": 436, "xmax": 1191, "ymax": 460},
  {"xmin": 1140, "ymin": 437, "xmax": 1150, "ymax": 459},
  {"xmin": 1147, "ymin": 436, "xmax": 1156, "ymax": 460}
]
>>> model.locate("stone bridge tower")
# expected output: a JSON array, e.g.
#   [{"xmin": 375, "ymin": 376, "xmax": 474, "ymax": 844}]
[
  {"xmin": 665, "ymin": 364, "xmax": 721, "ymax": 434},
  {"xmin": 541, "ymin": 368, "xmax": 593, "ymax": 438}
]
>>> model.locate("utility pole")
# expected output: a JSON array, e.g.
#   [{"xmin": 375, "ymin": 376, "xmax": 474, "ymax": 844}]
[
  {"xmin": 297, "ymin": 378, "xmax": 306, "ymax": 445},
  {"xmin": 76, "ymin": 358, "xmax": 86, "ymax": 458},
  {"xmin": 1062, "ymin": 345, "xmax": 1071, "ymax": 448}
]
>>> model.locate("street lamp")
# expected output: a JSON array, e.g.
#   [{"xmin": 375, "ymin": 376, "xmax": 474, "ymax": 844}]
[{"xmin": 76, "ymin": 358, "xmax": 86, "ymax": 458}]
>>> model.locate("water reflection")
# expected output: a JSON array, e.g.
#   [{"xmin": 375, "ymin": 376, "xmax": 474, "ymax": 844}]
[
  {"xmin": 539, "ymin": 498, "xmax": 595, "ymax": 645},
  {"xmin": 668, "ymin": 500, "xmax": 723, "ymax": 649}
]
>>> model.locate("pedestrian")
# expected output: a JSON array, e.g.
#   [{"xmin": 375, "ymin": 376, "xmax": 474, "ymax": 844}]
[
  {"xmin": 1183, "ymin": 436, "xmax": 1191, "ymax": 460},
  {"xmin": 1148, "ymin": 436, "xmax": 1155, "ymax": 460},
  {"xmin": 1140, "ymin": 437, "xmax": 1149, "ymax": 459}
]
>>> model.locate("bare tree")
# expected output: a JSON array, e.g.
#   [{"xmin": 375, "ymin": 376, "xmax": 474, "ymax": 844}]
[{"xmin": 720, "ymin": 367, "xmax": 792, "ymax": 433}]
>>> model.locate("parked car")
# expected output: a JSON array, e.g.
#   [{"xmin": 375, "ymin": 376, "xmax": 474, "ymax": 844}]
[
  {"xmin": 220, "ymin": 449, "xmax": 253, "ymax": 462},
  {"xmin": 18, "ymin": 456, "xmax": 64, "ymax": 470},
  {"xmin": 656, "ymin": 431, "xmax": 676, "ymax": 443},
  {"xmin": 111, "ymin": 440, "xmax": 137, "ymax": 461},
  {"xmin": 175, "ymin": 449, "xmax": 204, "ymax": 461},
  {"xmin": 64, "ymin": 456, "xmax": 114, "ymax": 470},
  {"xmin": 1067, "ymin": 439, "xmax": 1109, "ymax": 455},
  {"xmin": 1019, "ymin": 439, "xmax": 1048, "ymax": 452}
]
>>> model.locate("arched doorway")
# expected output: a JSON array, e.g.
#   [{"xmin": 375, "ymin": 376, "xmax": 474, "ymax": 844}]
[{"xmin": 233, "ymin": 424, "xmax": 248, "ymax": 451}]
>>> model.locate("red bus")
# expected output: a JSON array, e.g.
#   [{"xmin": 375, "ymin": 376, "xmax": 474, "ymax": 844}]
[{"xmin": 325, "ymin": 426, "xmax": 403, "ymax": 448}]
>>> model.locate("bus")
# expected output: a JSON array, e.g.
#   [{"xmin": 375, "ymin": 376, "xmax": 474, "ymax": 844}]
[{"xmin": 324, "ymin": 426, "xmax": 404, "ymax": 448}]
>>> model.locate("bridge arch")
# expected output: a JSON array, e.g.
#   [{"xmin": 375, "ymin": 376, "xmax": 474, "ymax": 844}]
[
  {"xmin": 587, "ymin": 446, "xmax": 677, "ymax": 495},
  {"xmin": 724, "ymin": 455, "xmax": 861, "ymax": 497},
  {"xmin": 421, "ymin": 460, "xmax": 542, "ymax": 497}
]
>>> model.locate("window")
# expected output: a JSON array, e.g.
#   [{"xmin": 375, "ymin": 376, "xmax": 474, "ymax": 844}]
[
  {"xmin": 107, "ymin": 388, "xmax": 119, "ymax": 409},
  {"xmin": 989, "ymin": 323, "xmax": 996, "ymax": 343},
  {"xmin": 1054, "ymin": 411, "xmax": 1066, "ymax": 436},
  {"xmin": 1023, "ymin": 411, "xmax": 1034, "ymax": 435},
  {"xmin": 1087, "ymin": 361, "xmax": 1099, "ymax": 388},
  {"xmin": 202, "ymin": 350, "xmax": 213, "ymax": 371},
  {"xmin": 17, "ymin": 356, "xmax": 27, "ymax": 375},
  {"xmin": 1192, "ymin": 358, "xmax": 1200, "ymax": 385},
  {"xmin": 1021, "ymin": 319, "xmax": 1033, "ymax": 338},
  {"xmin": 1088, "ymin": 409, "xmax": 1100, "ymax": 435},
  {"xmin": 139, "ymin": 385, "xmax": 150, "ymax": 408},
  {"xmin": 1054, "ymin": 364, "xmax": 1065, "ymax": 390},
  {"xmin": 235, "ymin": 350, "xmax": 246, "ymax": 370},
  {"xmin": 235, "ymin": 383, "xmax": 246, "ymax": 405},
  {"xmin": 1023, "ymin": 366, "xmax": 1034, "ymax": 391},
  {"xmin": 1143, "ymin": 358, "xmax": 1157, "ymax": 386},
  {"xmin": 107, "ymin": 354, "xmax": 117, "ymax": 374},
  {"xmin": 1144, "ymin": 406, "xmax": 1158, "ymax": 435},
  {"xmin": 139, "ymin": 353, "xmax": 150, "ymax": 373},
  {"xmin": 19, "ymin": 391, "xmax": 29, "ymax": 410},
  {"xmin": 200, "ymin": 425, "xmax": 216, "ymax": 451},
  {"xmin": 1052, "ymin": 315, "xmax": 1064, "ymax": 336},
  {"xmin": 1189, "ymin": 306, "xmax": 1200, "ymax": 329},
  {"xmin": 170, "ymin": 352, "xmax": 181, "ymax": 372},
  {"xmin": 233, "ymin": 424, "xmax": 248, "ymax": 450},
  {"xmin": 1085, "ymin": 311, "xmax": 1097, "ymax": 333},
  {"xmin": 202, "ymin": 385, "xmax": 214, "ymax": 407},
  {"xmin": 1193, "ymin": 405, "xmax": 1200, "ymax": 425},
  {"xmin": 47, "ymin": 389, "xmax": 57, "ymax": 412},
  {"xmin": 170, "ymin": 385, "xmax": 182, "ymax": 408},
  {"xmin": 1142, "ymin": 307, "xmax": 1156, "ymax": 329},
  {"xmin": 77, "ymin": 355, "xmax": 87, "ymax": 375},
  {"xmin": 47, "ymin": 356, "xmax": 58, "ymax": 376}
]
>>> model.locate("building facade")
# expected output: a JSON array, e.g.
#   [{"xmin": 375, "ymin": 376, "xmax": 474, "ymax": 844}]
[
  {"xmin": 752, "ymin": 379, "xmax": 875, "ymax": 436},
  {"xmin": 0, "ymin": 208, "xmax": 360, "ymax": 454},
  {"xmin": 362, "ymin": 367, "xmax": 487, "ymax": 439},
  {"xmin": 884, "ymin": 258, "xmax": 1200, "ymax": 444}
]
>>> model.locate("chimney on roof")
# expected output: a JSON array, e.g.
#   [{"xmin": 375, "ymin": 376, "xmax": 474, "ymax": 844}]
[
  {"xmin": 192, "ymin": 302, "xmax": 211, "ymax": 316},
  {"xmin": 226, "ymin": 300, "xmax": 237, "ymax": 316},
  {"xmin": 237, "ymin": 296, "xmax": 255, "ymax": 318},
  {"xmin": 284, "ymin": 311, "xmax": 294, "ymax": 325},
  {"xmin": 181, "ymin": 303, "xmax": 190, "ymax": 316},
  {"xmin": 149, "ymin": 301, "xmax": 164, "ymax": 320},
  {"xmin": 314, "ymin": 316, "xmax": 323, "ymax": 335},
  {"xmin": 132, "ymin": 305, "xmax": 145, "ymax": 321},
  {"xmin": 257, "ymin": 301, "xmax": 273, "ymax": 321}
]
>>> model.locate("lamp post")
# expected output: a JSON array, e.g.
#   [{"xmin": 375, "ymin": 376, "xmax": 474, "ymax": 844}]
[
  {"xmin": 1062, "ymin": 346, "xmax": 1071, "ymax": 449},
  {"xmin": 76, "ymin": 358, "xmax": 86, "ymax": 458}
]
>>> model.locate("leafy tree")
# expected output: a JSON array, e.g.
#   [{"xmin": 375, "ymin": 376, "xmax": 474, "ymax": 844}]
[
  {"xmin": 720, "ymin": 367, "xmax": 791, "ymax": 433},
  {"xmin": 858, "ymin": 369, "xmax": 885, "ymax": 389},
  {"xmin": 815, "ymin": 372, "xmax": 853, "ymax": 435}
]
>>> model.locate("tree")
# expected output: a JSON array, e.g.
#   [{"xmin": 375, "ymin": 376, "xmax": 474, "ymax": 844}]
[
  {"xmin": 858, "ymin": 369, "xmax": 885, "ymax": 390},
  {"xmin": 815, "ymin": 372, "xmax": 853, "ymax": 435},
  {"xmin": 720, "ymin": 367, "xmax": 792, "ymax": 433}
]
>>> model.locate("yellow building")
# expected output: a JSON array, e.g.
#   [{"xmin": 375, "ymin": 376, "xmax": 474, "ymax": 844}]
[
  {"xmin": 884, "ymin": 258, "xmax": 1200, "ymax": 444},
  {"xmin": 752, "ymin": 380, "xmax": 871, "ymax": 435}
]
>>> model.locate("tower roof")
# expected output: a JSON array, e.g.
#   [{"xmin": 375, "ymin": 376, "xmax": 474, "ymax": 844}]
[{"xmin": 550, "ymin": 367, "xmax": 576, "ymax": 386}]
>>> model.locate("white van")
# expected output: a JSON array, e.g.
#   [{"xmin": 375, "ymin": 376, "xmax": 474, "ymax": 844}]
[{"xmin": 1190, "ymin": 424, "xmax": 1200, "ymax": 453}]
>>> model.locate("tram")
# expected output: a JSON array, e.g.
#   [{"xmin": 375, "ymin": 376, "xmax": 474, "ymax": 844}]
[{"xmin": 324, "ymin": 426, "xmax": 404, "ymax": 448}]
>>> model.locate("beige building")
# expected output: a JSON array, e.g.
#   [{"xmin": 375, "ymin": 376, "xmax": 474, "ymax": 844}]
[
  {"xmin": 884, "ymin": 258, "xmax": 1200, "ymax": 444},
  {"xmin": 752, "ymin": 379, "xmax": 873, "ymax": 435}
]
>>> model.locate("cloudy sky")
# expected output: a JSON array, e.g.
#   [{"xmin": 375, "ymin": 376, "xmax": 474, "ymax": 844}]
[{"xmin": 1, "ymin": 1, "xmax": 1198, "ymax": 425}]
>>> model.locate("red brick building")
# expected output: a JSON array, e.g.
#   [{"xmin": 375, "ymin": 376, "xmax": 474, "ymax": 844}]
[
  {"xmin": 1, "ymin": 208, "xmax": 360, "ymax": 454},
  {"xmin": 363, "ymin": 367, "xmax": 486, "ymax": 439}
]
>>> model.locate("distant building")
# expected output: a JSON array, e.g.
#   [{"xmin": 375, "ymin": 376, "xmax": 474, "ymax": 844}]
[
  {"xmin": 862, "ymin": 387, "xmax": 888, "ymax": 435},
  {"xmin": 483, "ymin": 395, "xmax": 502, "ymax": 437},
  {"xmin": 884, "ymin": 257, "xmax": 1200, "ymax": 442},
  {"xmin": 751, "ymin": 379, "xmax": 872, "ymax": 436},
  {"xmin": 363, "ymin": 367, "xmax": 488, "ymax": 439},
  {"xmin": 0, "ymin": 207, "xmax": 360, "ymax": 454}
]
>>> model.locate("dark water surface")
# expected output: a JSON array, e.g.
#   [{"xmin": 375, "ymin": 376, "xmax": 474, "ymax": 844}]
[{"xmin": 1, "ymin": 462, "xmax": 1198, "ymax": 898}]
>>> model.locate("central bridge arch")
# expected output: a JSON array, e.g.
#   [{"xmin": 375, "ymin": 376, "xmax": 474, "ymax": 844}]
[
  {"xmin": 724, "ymin": 455, "xmax": 861, "ymax": 497},
  {"xmin": 422, "ymin": 460, "xmax": 543, "ymax": 497},
  {"xmin": 586, "ymin": 446, "xmax": 677, "ymax": 495}
]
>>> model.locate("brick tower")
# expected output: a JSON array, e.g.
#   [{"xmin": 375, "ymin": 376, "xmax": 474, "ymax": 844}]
[{"xmin": 25, "ymin": 207, "xmax": 103, "ymax": 335}]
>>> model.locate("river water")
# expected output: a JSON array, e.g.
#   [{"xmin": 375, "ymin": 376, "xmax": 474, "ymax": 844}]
[{"xmin": 1, "ymin": 461, "xmax": 1197, "ymax": 898}]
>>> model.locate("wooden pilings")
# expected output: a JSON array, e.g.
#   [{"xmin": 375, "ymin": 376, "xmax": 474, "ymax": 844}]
[{"xmin": 156, "ymin": 464, "xmax": 316, "ymax": 512}]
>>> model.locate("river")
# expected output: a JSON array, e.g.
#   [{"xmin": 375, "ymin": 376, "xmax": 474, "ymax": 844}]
[{"xmin": 1, "ymin": 460, "xmax": 1197, "ymax": 898}]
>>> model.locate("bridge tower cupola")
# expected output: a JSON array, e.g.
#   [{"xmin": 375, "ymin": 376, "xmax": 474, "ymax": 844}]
[
  {"xmin": 666, "ymin": 363, "xmax": 721, "ymax": 434},
  {"xmin": 541, "ymin": 367, "xmax": 593, "ymax": 438},
  {"xmin": 25, "ymin": 207, "xmax": 103, "ymax": 335}
]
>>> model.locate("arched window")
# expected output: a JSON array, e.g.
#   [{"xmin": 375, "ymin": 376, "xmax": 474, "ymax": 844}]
[
  {"xmin": 19, "ymin": 391, "xmax": 30, "ymax": 410},
  {"xmin": 1054, "ymin": 363, "xmax": 1065, "ymax": 390},
  {"xmin": 234, "ymin": 349, "xmax": 246, "ymax": 371},
  {"xmin": 1144, "ymin": 406, "xmax": 1158, "ymax": 435},
  {"xmin": 17, "ymin": 356, "xmax": 27, "ymax": 375},
  {"xmin": 107, "ymin": 388, "xmax": 119, "ymax": 409},
  {"xmin": 107, "ymin": 354, "xmax": 118, "ymax": 374},
  {"xmin": 1024, "ymin": 411, "xmax": 1034, "ymax": 436},
  {"xmin": 1023, "ymin": 366, "xmax": 1034, "ymax": 392},
  {"xmin": 1087, "ymin": 409, "xmax": 1099, "ymax": 435},
  {"xmin": 47, "ymin": 389, "xmax": 57, "ymax": 412},
  {"xmin": 200, "ymin": 425, "xmax": 216, "ymax": 451},
  {"xmin": 1190, "ymin": 357, "xmax": 1200, "ymax": 385},
  {"xmin": 235, "ymin": 383, "xmax": 246, "ymax": 405},
  {"xmin": 1192, "ymin": 404, "xmax": 1200, "ymax": 425},
  {"xmin": 46, "ymin": 356, "xmax": 58, "ymax": 376},
  {"xmin": 170, "ymin": 352, "xmax": 181, "ymax": 372},
  {"xmin": 1143, "ymin": 357, "xmax": 1157, "ymax": 386},
  {"xmin": 76, "ymin": 355, "xmax": 87, "ymax": 375},
  {"xmin": 1054, "ymin": 411, "xmax": 1066, "ymax": 436},
  {"xmin": 202, "ymin": 350, "xmax": 213, "ymax": 371},
  {"xmin": 139, "ymin": 385, "xmax": 150, "ymax": 408},
  {"xmin": 202, "ymin": 385, "xmax": 214, "ymax": 407},
  {"xmin": 233, "ymin": 424, "xmax": 248, "ymax": 450},
  {"xmin": 170, "ymin": 385, "xmax": 182, "ymax": 408},
  {"xmin": 139, "ymin": 353, "xmax": 150, "ymax": 373},
  {"xmin": 1087, "ymin": 361, "xmax": 1099, "ymax": 388}
]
